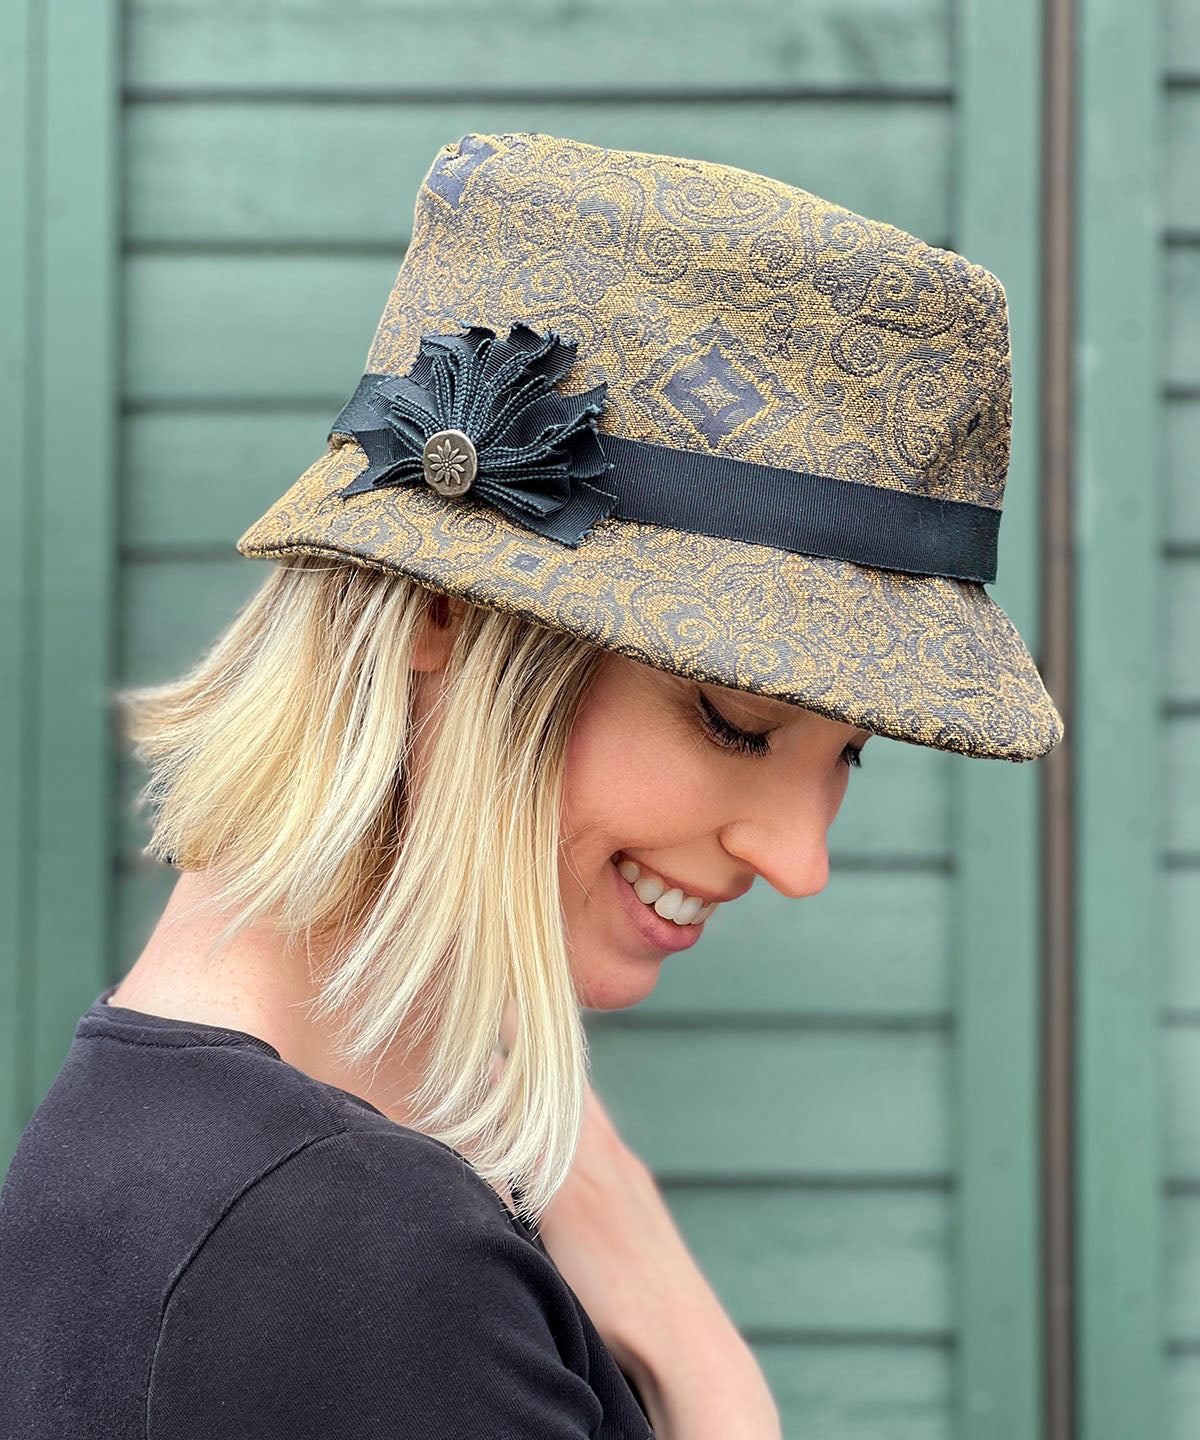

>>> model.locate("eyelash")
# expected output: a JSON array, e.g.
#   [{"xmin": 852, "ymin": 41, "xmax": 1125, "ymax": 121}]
[{"xmin": 695, "ymin": 692, "xmax": 864, "ymax": 768}]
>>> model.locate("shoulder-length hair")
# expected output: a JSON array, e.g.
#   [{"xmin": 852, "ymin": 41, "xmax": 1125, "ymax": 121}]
[{"xmin": 116, "ymin": 553, "xmax": 608, "ymax": 1223}]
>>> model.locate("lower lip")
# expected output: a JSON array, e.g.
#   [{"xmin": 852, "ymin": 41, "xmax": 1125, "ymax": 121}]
[{"xmin": 609, "ymin": 855, "xmax": 707, "ymax": 954}]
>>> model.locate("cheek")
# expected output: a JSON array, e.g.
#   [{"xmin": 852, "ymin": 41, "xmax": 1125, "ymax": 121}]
[{"xmin": 562, "ymin": 702, "xmax": 713, "ymax": 840}]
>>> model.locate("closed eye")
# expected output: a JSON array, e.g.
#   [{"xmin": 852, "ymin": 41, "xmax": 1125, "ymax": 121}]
[
  {"xmin": 695, "ymin": 692, "xmax": 773, "ymax": 757},
  {"xmin": 698, "ymin": 690, "xmax": 867, "ymax": 771}
]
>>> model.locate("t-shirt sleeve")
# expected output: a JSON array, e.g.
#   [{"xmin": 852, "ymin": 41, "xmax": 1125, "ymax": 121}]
[{"xmin": 146, "ymin": 1129, "xmax": 616, "ymax": 1439}]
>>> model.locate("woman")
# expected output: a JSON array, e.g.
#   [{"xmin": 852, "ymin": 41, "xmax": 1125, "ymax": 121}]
[{"xmin": 0, "ymin": 132, "xmax": 1062, "ymax": 1438}]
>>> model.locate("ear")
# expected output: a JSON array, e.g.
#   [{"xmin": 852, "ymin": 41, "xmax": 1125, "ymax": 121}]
[{"xmin": 411, "ymin": 591, "xmax": 467, "ymax": 673}]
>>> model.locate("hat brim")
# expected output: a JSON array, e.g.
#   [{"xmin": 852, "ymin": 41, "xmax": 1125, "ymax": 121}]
[{"xmin": 238, "ymin": 440, "xmax": 1063, "ymax": 762}]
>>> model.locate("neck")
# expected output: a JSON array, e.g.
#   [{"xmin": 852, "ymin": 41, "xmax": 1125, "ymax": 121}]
[{"xmin": 110, "ymin": 867, "xmax": 430, "ymax": 1128}]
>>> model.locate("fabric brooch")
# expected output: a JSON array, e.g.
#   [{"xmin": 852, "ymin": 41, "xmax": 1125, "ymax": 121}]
[{"xmin": 330, "ymin": 322, "xmax": 620, "ymax": 547}]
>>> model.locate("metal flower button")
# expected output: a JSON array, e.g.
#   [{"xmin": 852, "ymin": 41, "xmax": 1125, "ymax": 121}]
[{"xmin": 422, "ymin": 429, "xmax": 477, "ymax": 497}]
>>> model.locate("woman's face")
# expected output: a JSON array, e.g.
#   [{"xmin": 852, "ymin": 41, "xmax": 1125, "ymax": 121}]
[{"xmin": 559, "ymin": 653, "xmax": 871, "ymax": 1010}]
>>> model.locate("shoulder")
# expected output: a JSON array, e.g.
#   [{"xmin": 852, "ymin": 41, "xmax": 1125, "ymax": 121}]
[
  {"xmin": 147, "ymin": 1128, "xmax": 602, "ymax": 1439},
  {"xmin": 160, "ymin": 1125, "xmax": 561, "ymax": 1307}
]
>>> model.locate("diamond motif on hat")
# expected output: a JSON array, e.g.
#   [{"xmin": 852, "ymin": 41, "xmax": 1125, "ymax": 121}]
[
  {"xmin": 629, "ymin": 317, "xmax": 792, "ymax": 453},
  {"xmin": 660, "ymin": 341, "xmax": 767, "ymax": 448}
]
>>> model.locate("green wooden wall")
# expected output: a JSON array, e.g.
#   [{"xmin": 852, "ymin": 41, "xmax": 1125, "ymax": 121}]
[
  {"xmin": 2, "ymin": 1, "xmax": 1189, "ymax": 1436},
  {"xmin": 1161, "ymin": 3, "xmax": 1200, "ymax": 1436}
]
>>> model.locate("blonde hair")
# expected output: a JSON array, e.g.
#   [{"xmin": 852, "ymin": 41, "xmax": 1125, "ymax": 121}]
[{"xmin": 116, "ymin": 553, "xmax": 608, "ymax": 1223}]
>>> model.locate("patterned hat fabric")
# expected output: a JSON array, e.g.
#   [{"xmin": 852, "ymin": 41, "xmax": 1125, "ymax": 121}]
[{"xmin": 237, "ymin": 131, "xmax": 1064, "ymax": 761}]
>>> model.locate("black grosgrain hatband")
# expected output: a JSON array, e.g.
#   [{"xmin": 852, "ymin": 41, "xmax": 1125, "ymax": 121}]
[{"xmin": 329, "ymin": 326, "xmax": 1001, "ymax": 585}]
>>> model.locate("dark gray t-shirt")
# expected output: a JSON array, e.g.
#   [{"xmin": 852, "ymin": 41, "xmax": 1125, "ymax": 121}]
[{"xmin": 0, "ymin": 987, "xmax": 655, "ymax": 1438}]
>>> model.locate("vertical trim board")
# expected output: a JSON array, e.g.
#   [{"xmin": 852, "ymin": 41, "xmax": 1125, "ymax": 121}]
[
  {"xmin": 0, "ymin": 0, "xmax": 37, "ymax": 1169},
  {"xmin": 29, "ymin": 0, "xmax": 121, "ymax": 1104},
  {"xmin": 1074, "ymin": 0, "xmax": 1163, "ymax": 1435},
  {"xmin": 953, "ymin": 0, "xmax": 1046, "ymax": 1437}
]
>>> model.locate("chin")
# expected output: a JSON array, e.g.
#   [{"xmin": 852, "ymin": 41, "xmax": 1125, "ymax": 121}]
[{"xmin": 571, "ymin": 954, "xmax": 664, "ymax": 1011}]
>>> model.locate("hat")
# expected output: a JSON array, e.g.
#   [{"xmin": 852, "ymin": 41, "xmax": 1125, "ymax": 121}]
[{"xmin": 237, "ymin": 131, "xmax": 1063, "ymax": 762}]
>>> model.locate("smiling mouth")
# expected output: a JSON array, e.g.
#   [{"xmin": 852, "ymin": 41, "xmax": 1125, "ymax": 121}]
[{"xmin": 611, "ymin": 852, "xmax": 721, "ymax": 927}]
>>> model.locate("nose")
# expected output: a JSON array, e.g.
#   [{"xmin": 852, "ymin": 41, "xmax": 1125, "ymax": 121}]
[{"xmin": 718, "ymin": 797, "xmax": 832, "ymax": 900}]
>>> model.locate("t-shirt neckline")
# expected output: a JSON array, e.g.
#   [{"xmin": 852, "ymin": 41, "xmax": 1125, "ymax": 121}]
[
  {"xmin": 83, "ymin": 984, "xmax": 536, "ymax": 1237},
  {"xmin": 91, "ymin": 983, "xmax": 287, "ymax": 1060}
]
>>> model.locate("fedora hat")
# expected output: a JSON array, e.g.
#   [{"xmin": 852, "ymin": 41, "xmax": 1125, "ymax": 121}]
[{"xmin": 237, "ymin": 131, "xmax": 1063, "ymax": 761}]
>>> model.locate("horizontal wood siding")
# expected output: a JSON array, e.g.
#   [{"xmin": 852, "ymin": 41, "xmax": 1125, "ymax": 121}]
[
  {"xmin": 124, "ymin": 0, "xmax": 952, "ymax": 94},
  {"xmin": 125, "ymin": 101, "xmax": 951, "ymax": 249}
]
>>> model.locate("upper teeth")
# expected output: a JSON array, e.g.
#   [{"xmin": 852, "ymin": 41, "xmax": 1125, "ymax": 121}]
[{"xmin": 615, "ymin": 857, "xmax": 719, "ymax": 927}]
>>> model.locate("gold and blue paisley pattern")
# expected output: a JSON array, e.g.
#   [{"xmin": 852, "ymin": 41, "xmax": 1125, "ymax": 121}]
[{"xmin": 238, "ymin": 131, "xmax": 1063, "ymax": 761}]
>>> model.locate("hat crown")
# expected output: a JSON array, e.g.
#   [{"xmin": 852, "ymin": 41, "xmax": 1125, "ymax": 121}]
[{"xmin": 364, "ymin": 131, "xmax": 1011, "ymax": 515}]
